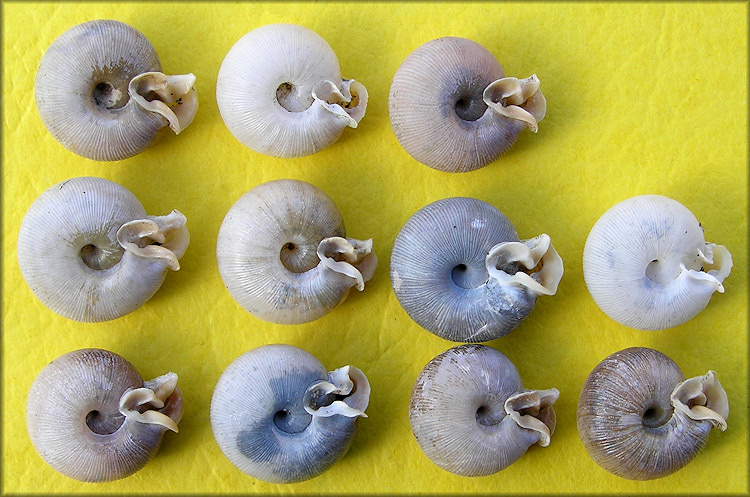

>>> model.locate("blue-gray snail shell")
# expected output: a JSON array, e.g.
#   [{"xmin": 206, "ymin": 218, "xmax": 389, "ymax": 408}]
[
  {"xmin": 390, "ymin": 197, "xmax": 563, "ymax": 342},
  {"xmin": 210, "ymin": 344, "xmax": 370, "ymax": 483}
]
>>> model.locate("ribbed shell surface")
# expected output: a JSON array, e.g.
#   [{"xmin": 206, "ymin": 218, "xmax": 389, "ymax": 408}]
[
  {"xmin": 216, "ymin": 23, "xmax": 350, "ymax": 157},
  {"xmin": 390, "ymin": 197, "xmax": 538, "ymax": 342},
  {"xmin": 35, "ymin": 20, "xmax": 166, "ymax": 161},
  {"xmin": 27, "ymin": 349, "xmax": 165, "ymax": 482},
  {"xmin": 577, "ymin": 347, "xmax": 715, "ymax": 480},
  {"xmin": 216, "ymin": 179, "xmax": 357, "ymax": 324},
  {"xmin": 389, "ymin": 37, "xmax": 525, "ymax": 173},
  {"xmin": 582, "ymin": 195, "xmax": 726, "ymax": 330},
  {"xmin": 210, "ymin": 344, "xmax": 361, "ymax": 483},
  {"xmin": 17, "ymin": 177, "xmax": 172, "ymax": 322},
  {"xmin": 409, "ymin": 344, "xmax": 542, "ymax": 476}
]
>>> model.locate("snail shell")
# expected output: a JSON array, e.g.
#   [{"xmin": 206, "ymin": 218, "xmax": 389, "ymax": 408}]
[
  {"xmin": 17, "ymin": 177, "xmax": 190, "ymax": 322},
  {"xmin": 35, "ymin": 19, "xmax": 198, "ymax": 161},
  {"xmin": 210, "ymin": 344, "xmax": 370, "ymax": 483},
  {"xmin": 216, "ymin": 23, "xmax": 368, "ymax": 158},
  {"xmin": 390, "ymin": 197, "xmax": 563, "ymax": 342},
  {"xmin": 26, "ymin": 348, "xmax": 184, "ymax": 482},
  {"xmin": 582, "ymin": 195, "xmax": 733, "ymax": 330},
  {"xmin": 409, "ymin": 344, "xmax": 559, "ymax": 476},
  {"xmin": 577, "ymin": 347, "xmax": 729, "ymax": 480},
  {"xmin": 216, "ymin": 179, "xmax": 377, "ymax": 324},
  {"xmin": 389, "ymin": 37, "xmax": 546, "ymax": 173}
]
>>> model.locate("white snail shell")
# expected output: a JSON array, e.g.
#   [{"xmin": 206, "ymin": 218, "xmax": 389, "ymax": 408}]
[
  {"xmin": 410, "ymin": 344, "xmax": 559, "ymax": 476},
  {"xmin": 17, "ymin": 177, "xmax": 190, "ymax": 322},
  {"xmin": 389, "ymin": 37, "xmax": 546, "ymax": 173},
  {"xmin": 27, "ymin": 348, "xmax": 183, "ymax": 482},
  {"xmin": 390, "ymin": 197, "xmax": 563, "ymax": 342},
  {"xmin": 577, "ymin": 347, "xmax": 729, "ymax": 480},
  {"xmin": 216, "ymin": 23, "xmax": 368, "ymax": 158},
  {"xmin": 35, "ymin": 19, "xmax": 198, "ymax": 161},
  {"xmin": 582, "ymin": 195, "xmax": 732, "ymax": 330},
  {"xmin": 210, "ymin": 344, "xmax": 370, "ymax": 483},
  {"xmin": 216, "ymin": 179, "xmax": 377, "ymax": 324}
]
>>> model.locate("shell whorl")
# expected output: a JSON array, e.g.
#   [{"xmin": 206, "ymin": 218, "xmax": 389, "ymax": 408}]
[
  {"xmin": 17, "ymin": 177, "xmax": 190, "ymax": 322},
  {"xmin": 210, "ymin": 344, "xmax": 370, "ymax": 483},
  {"xmin": 409, "ymin": 344, "xmax": 559, "ymax": 476},
  {"xmin": 216, "ymin": 179, "xmax": 377, "ymax": 325},
  {"xmin": 35, "ymin": 19, "xmax": 198, "ymax": 161},
  {"xmin": 390, "ymin": 197, "xmax": 563, "ymax": 342},
  {"xmin": 26, "ymin": 348, "xmax": 184, "ymax": 482},
  {"xmin": 577, "ymin": 347, "xmax": 729, "ymax": 480},
  {"xmin": 216, "ymin": 23, "xmax": 368, "ymax": 158},
  {"xmin": 388, "ymin": 37, "xmax": 546, "ymax": 173},
  {"xmin": 582, "ymin": 195, "xmax": 733, "ymax": 330}
]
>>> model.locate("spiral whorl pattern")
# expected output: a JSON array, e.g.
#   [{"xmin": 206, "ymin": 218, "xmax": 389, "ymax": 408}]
[
  {"xmin": 389, "ymin": 37, "xmax": 527, "ymax": 172},
  {"xmin": 410, "ymin": 344, "xmax": 558, "ymax": 476},
  {"xmin": 17, "ymin": 177, "xmax": 187, "ymax": 322},
  {"xmin": 216, "ymin": 23, "xmax": 366, "ymax": 158},
  {"xmin": 390, "ymin": 197, "xmax": 543, "ymax": 342},
  {"xmin": 577, "ymin": 347, "xmax": 727, "ymax": 480},
  {"xmin": 210, "ymin": 344, "xmax": 369, "ymax": 483},
  {"xmin": 217, "ymin": 179, "xmax": 375, "ymax": 325},
  {"xmin": 35, "ymin": 20, "xmax": 167, "ymax": 161},
  {"xmin": 27, "ymin": 349, "xmax": 182, "ymax": 482},
  {"xmin": 582, "ymin": 195, "xmax": 732, "ymax": 330}
]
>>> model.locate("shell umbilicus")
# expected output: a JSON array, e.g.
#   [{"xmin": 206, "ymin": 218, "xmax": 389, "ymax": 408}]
[
  {"xmin": 577, "ymin": 347, "xmax": 728, "ymax": 480},
  {"xmin": 410, "ymin": 344, "xmax": 559, "ymax": 476},
  {"xmin": 17, "ymin": 177, "xmax": 189, "ymax": 322},
  {"xmin": 582, "ymin": 195, "xmax": 732, "ymax": 330},
  {"xmin": 390, "ymin": 197, "xmax": 563, "ymax": 342},
  {"xmin": 389, "ymin": 36, "xmax": 546, "ymax": 172},
  {"xmin": 216, "ymin": 23, "xmax": 367, "ymax": 158},
  {"xmin": 216, "ymin": 179, "xmax": 377, "ymax": 324},
  {"xmin": 210, "ymin": 344, "xmax": 370, "ymax": 483},
  {"xmin": 26, "ymin": 348, "xmax": 183, "ymax": 482},
  {"xmin": 35, "ymin": 19, "xmax": 198, "ymax": 161}
]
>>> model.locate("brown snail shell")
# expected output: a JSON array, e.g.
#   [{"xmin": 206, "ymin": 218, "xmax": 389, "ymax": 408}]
[{"xmin": 577, "ymin": 347, "xmax": 729, "ymax": 480}]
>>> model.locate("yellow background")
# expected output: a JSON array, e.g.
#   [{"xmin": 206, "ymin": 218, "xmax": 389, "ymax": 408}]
[{"xmin": 2, "ymin": 1, "xmax": 747, "ymax": 494}]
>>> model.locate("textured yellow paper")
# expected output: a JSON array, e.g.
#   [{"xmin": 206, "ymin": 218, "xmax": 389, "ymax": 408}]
[{"xmin": 2, "ymin": 2, "xmax": 747, "ymax": 494}]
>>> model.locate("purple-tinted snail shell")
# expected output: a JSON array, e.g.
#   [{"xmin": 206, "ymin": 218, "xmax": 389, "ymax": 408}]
[
  {"xmin": 26, "ymin": 348, "xmax": 183, "ymax": 482},
  {"xmin": 389, "ymin": 36, "xmax": 546, "ymax": 172}
]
